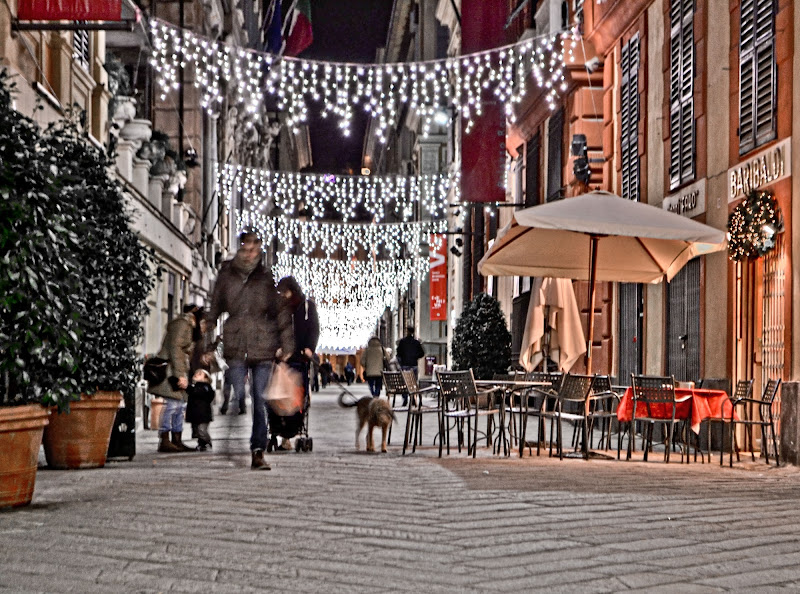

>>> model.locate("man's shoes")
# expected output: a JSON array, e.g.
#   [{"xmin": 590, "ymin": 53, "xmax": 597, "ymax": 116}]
[
  {"xmin": 251, "ymin": 449, "xmax": 271, "ymax": 470},
  {"xmin": 171, "ymin": 432, "xmax": 195, "ymax": 452},
  {"xmin": 157, "ymin": 432, "xmax": 181, "ymax": 452},
  {"xmin": 238, "ymin": 404, "xmax": 246, "ymax": 415},
  {"xmin": 219, "ymin": 405, "xmax": 228, "ymax": 415}
]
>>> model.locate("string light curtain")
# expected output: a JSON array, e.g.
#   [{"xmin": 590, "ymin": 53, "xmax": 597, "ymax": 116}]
[
  {"xmin": 238, "ymin": 211, "xmax": 445, "ymax": 259},
  {"xmin": 150, "ymin": 19, "xmax": 575, "ymax": 138},
  {"xmin": 217, "ymin": 163, "xmax": 455, "ymax": 221}
]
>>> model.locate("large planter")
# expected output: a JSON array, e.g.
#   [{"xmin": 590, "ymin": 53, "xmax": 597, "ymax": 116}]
[
  {"xmin": 149, "ymin": 397, "xmax": 165, "ymax": 431},
  {"xmin": 0, "ymin": 404, "xmax": 50, "ymax": 509},
  {"xmin": 43, "ymin": 391, "xmax": 122, "ymax": 469}
]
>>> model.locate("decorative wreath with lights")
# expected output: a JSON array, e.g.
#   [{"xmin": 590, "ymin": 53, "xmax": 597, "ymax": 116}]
[{"xmin": 727, "ymin": 189, "xmax": 783, "ymax": 261}]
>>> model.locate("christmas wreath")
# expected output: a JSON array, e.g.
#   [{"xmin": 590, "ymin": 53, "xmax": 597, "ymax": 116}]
[{"xmin": 727, "ymin": 189, "xmax": 783, "ymax": 261}]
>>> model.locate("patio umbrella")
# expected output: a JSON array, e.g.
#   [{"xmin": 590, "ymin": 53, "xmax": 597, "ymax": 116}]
[
  {"xmin": 478, "ymin": 191, "xmax": 727, "ymax": 373},
  {"xmin": 519, "ymin": 277, "xmax": 586, "ymax": 373}
]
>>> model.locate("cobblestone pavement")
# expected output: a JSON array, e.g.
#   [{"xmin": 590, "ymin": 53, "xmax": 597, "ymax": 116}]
[{"xmin": 3, "ymin": 382, "xmax": 800, "ymax": 592}]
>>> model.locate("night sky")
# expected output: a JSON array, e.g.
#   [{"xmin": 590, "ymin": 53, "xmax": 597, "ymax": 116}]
[{"xmin": 300, "ymin": 0, "xmax": 394, "ymax": 174}]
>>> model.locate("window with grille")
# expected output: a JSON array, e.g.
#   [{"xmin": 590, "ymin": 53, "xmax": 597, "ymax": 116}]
[
  {"xmin": 620, "ymin": 34, "xmax": 640, "ymax": 201},
  {"xmin": 739, "ymin": 0, "xmax": 776, "ymax": 154},
  {"xmin": 668, "ymin": 0, "xmax": 695, "ymax": 190},
  {"xmin": 73, "ymin": 27, "xmax": 90, "ymax": 71}
]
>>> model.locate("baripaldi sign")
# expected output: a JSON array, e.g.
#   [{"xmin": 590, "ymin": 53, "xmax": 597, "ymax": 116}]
[
  {"xmin": 429, "ymin": 234, "xmax": 447, "ymax": 321},
  {"xmin": 18, "ymin": 0, "xmax": 122, "ymax": 21},
  {"xmin": 728, "ymin": 138, "xmax": 791, "ymax": 202}
]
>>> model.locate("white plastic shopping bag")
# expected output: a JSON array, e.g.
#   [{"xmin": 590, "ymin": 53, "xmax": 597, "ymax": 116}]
[{"xmin": 264, "ymin": 363, "xmax": 304, "ymax": 416}]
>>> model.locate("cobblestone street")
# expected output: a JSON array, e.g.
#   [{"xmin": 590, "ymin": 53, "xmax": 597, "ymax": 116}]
[{"xmin": 3, "ymin": 382, "xmax": 800, "ymax": 592}]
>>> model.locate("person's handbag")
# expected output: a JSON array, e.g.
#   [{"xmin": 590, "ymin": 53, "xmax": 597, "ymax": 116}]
[
  {"xmin": 143, "ymin": 356, "xmax": 168, "ymax": 386},
  {"xmin": 264, "ymin": 363, "xmax": 304, "ymax": 416}
]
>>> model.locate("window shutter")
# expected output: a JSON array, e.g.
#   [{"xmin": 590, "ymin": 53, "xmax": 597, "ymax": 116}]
[
  {"xmin": 73, "ymin": 28, "xmax": 90, "ymax": 71},
  {"xmin": 739, "ymin": 0, "xmax": 775, "ymax": 154},
  {"xmin": 621, "ymin": 35, "xmax": 640, "ymax": 201},
  {"xmin": 525, "ymin": 133, "xmax": 540, "ymax": 207},
  {"xmin": 669, "ymin": 0, "xmax": 695, "ymax": 190},
  {"xmin": 546, "ymin": 110, "xmax": 563, "ymax": 202}
]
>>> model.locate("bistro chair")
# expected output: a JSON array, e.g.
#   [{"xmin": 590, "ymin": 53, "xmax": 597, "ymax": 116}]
[
  {"xmin": 515, "ymin": 371, "xmax": 564, "ymax": 457},
  {"xmin": 401, "ymin": 369, "xmax": 439, "ymax": 455},
  {"xmin": 728, "ymin": 378, "xmax": 781, "ymax": 467},
  {"xmin": 436, "ymin": 370, "xmax": 504, "ymax": 458},
  {"xmin": 628, "ymin": 375, "xmax": 688, "ymax": 463},
  {"xmin": 703, "ymin": 379, "xmax": 752, "ymax": 465},
  {"xmin": 587, "ymin": 375, "xmax": 621, "ymax": 451},
  {"xmin": 382, "ymin": 370, "xmax": 408, "ymax": 445},
  {"xmin": 540, "ymin": 374, "xmax": 595, "ymax": 459}
]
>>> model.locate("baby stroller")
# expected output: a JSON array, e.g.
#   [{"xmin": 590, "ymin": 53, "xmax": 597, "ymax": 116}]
[{"xmin": 266, "ymin": 370, "xmax": 313, "ymax": 453}]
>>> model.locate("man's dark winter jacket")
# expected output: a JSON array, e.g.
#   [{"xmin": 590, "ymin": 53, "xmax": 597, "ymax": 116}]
[
  {"xmin": 207, "ymin": 260, "xmax": 294, "ymax": 363},
  {"xmin": 396, "ymin": 335, "xmax": 425, "ymax": 367}
]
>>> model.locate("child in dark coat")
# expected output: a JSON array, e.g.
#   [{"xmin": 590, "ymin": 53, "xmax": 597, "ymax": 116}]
[{"xmin": 186, "ymin": 369, "xmax": 214, "ymax": 450}]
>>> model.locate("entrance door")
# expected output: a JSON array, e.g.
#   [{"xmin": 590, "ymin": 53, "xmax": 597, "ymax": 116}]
[
  {"xmin": 618, "ymin": 283, "xmax": 643, "ymax": 384},
  {"xmin": 666, "ymin": 258, "xmax": 701, "ymax": 382}
]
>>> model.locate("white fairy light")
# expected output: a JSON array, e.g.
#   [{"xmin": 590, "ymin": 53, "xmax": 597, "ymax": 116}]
[
  {"xmin": 150, "ymin": 18, "xmax": 569, "ymax": 137},
  {"xmin": 216, "ymin": 163, "xmax": 454, "ymax": 222}
]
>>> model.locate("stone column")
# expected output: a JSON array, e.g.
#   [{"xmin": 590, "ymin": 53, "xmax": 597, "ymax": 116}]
[{"xmin": 780, "ymin": 382, "xmax": 800, "ymax": 465}]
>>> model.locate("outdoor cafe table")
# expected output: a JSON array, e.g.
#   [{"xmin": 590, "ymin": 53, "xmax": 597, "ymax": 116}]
[
  {"xmin": 474, "ymin": 380, "xmax": 549, "ymax": 456},
  {"xmin": 617, "ymin": 387, "xmax": 737, "ymax": 434}
]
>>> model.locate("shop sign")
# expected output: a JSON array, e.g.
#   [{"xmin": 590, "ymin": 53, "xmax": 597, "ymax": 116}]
[
  {"xmin": 728, "ymin": 138, "xmax": 791, "ymax": 202},
  {"xmin": 429, "ymin": 234, "xmax": 447, "ymax": 321},
  {"xmin": 18, "ymin": 1, "xmax": 122, "ymax": 20},
  {"xmin": 663, "ymin": 179, "xmax": 706, "ymax": 218}
]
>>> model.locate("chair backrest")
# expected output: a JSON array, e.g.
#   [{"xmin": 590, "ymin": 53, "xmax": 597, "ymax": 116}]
[
  {"xmin": 557, "ymin": 374, "xmax": 595, "ymax": 411},
  {"xmin": 527, "ymin": 371, "xmax": 563, "ymax": 392},
  {"xmin": 733, "ymin": 379, "xmax": 753, "ymax": 401},
  {"xmin": 401, "ymin": 368, "xmax": 419, "ymax": 393},
  {"xmin": 631, "ymin": 375, "xmax": 677, "ymax": 419},
  {"xmin": 591, "ymin": 375, "xmax": 612, "ymax": 394},
  {"xmin": 436, "ymin": 370, "xmax": 477, "ymax": 402},
  {"xmin": 382, "ymin": 370, "xmax": 407, "ymax": 398},
  {"xmin": 760, "ymin": 378, "xmax": 782, "ymax": 417},
  {"xmin": 698, "ymin": 377, "xmax": 732, "ymax": 393}
]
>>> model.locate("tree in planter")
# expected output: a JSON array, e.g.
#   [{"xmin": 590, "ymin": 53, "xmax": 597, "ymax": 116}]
[
  {"xmin": 42, "ymin": 115, "xmax": 154, "ymax": 401},
  {"xmin": 451, "ymin": 293, "xmax": 512, "ymax": 380},
  {"xmin": 0, "ymin": 70, "xmax": 84, "ymax": 409}
]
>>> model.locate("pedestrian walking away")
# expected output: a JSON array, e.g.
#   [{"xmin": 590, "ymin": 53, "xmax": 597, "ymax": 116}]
[
  {"xmin": 148, "ymin": 304, "xmax": 197, "ymax": 453},
  {"xmin": 206, "ymin": 231, "xmax": 294, "ymax": 470},
  {"xmin": 396, "ymin": 326, "xmax": 424, "ymax": 405},
  {"xmin": 360, "ymin": 336, "xmax": 388, "ymax": 397}
]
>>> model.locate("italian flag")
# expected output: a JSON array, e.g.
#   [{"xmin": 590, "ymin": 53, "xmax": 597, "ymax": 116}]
[{"xmin": 284, "ymin": 0, "xmax": 313, "ymax": 57}]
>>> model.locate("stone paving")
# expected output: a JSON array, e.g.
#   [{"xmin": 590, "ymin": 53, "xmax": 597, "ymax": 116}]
[{"xmin": 3, "ymin": 381, "xmax": 800, "ymax": 592}]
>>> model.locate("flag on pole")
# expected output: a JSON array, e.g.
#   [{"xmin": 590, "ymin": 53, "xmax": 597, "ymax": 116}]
[
  {"xmin": 266, "ymin": 0, "xmax": 283, "ymax": 54},
  {"xmin": 283, "ymin": 0, "xmax": 313, "ymax": 57}
]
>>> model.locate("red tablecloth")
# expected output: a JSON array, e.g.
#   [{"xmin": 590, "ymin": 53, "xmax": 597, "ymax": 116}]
[{"xmin": 617, "ymin": 388, "xmax": 737, "ymax": 433}]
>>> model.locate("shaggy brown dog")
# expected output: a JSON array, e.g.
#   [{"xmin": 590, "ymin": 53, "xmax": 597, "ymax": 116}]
[{"xmin": 339, "ymin": 395, "xmax": 395, "ymax": 452}]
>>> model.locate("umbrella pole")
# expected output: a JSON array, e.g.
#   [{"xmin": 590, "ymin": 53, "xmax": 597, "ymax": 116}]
[{"xmin": 586, "ymin": 235, "xmax": 599, "ymax": 375}]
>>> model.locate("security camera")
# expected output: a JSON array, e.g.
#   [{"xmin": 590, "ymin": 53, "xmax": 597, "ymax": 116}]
[{"xmin": 585, "ymin": 57, "xmax": 601, "ymax": 74}]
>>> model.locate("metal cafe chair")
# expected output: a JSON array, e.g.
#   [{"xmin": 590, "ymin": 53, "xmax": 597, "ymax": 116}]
[
  {"xmin": 401, "ymin": 368, "xmax": 439, "ymax": 455},
  {"xmin": 541, "ymin": 373, "xmax": 595, "ymax": 460},
  {"xmin": 587, "ymin": 375, "xmax": 621, "ymax": 451},
  {"xmin": 628, "ymin": 375, "xmax": 688, "ymax": 463},
  {"xmin": 382, "ymin": 370, "xmax": 408, "ymax": 445},
  {"xmin": 702, "ymin": 379, "xmax": 751, "ymax": 465},
  {"xmin": 436, "ymin": 370, "xmax": 504, "ymax": 458},
  {"xmin": 728, "ymin": 378, "xmax": 781, "ymax": 467},
  {"xmin": 515, "ymin": 371, "xmax": 563, "ymax": 457}
]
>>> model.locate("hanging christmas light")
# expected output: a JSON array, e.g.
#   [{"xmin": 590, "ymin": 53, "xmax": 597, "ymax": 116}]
[
  {"xmin": 216, "ymin": 163, "xmax": 455, "ymax": 221},
  {"xmin": 150, "ymin": 19, "xmax": 570, "ymax": 137},
  {"xmin": 237, "ymin": 211, "xmax": 445, "ymax": 258}
]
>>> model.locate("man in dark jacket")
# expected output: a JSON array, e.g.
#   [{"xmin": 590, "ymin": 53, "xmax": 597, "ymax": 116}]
[
  {"xmin": 397, "ymin": 326, "xmax": 425, "ymax": 377},
  {"xmin": 207, "ymin": 232, "xmax": 294, "ymax": 470}
]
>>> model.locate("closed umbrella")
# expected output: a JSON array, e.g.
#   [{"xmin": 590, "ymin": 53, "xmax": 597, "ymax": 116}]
[
  {"xmin": 519, "ymin": 277, "xmax": 586, "ymax": 373},
  {"xmin": 479, "ymin": 191, "xmax": 727, "ymax": 373}
]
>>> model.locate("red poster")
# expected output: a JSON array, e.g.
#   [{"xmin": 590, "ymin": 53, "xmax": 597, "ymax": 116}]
[
  {"xmin": 460, "ymin": 0, "xmax": 507, "ymax": 203},
  {"xmin": 18, "ymin": 0, "xmax": 122, "ymax": 21},
  {"xmin": 430, "ymin": 234, "xmax": 447, "ymax": 321}
]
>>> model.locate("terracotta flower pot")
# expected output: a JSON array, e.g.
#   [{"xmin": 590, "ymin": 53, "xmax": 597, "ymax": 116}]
[
  {"xmin": 43, "ymin": 391, "xmax": 122, "ymax": 469},
  {"xmin": 0, "ymin": 404, "xmax": 50, "ymax": 509},
  {"xmin": 149, "ymin": 397, "xmax": 165, "ymax": 431}
]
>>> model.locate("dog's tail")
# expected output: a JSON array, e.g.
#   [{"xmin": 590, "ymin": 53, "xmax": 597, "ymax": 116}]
[{"xmin": 337, "ymin": 391, "xmax": 360, "ymax": 408}]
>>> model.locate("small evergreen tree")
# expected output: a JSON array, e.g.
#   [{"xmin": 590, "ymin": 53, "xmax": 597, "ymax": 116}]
[{"xmin": 451, "ymin": 293, "xmax": 511, "ymax": 379}]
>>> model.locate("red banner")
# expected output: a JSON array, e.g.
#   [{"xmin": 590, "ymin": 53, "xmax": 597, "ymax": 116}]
[
  {"xmin": 430, "ymin": 234, "xmax": 447, "ymax": 321},
  {"xmin": 18, "ymin": 1, "xmax": 122, "ymax": 21},
  {"xmin": 460, "ymin": 0, "xmax": 508, "ymax": 203}
]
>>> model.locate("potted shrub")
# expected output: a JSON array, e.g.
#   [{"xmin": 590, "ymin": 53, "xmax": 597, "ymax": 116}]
[
  {"xmin": 452, "ymin": 293, "xmax": 512, "ymax": 380},
  {"xmin": 0, "ymin": 73, "xmax": 84, "ymax": 506},
  {"xmin": 40, "ymin": 112, "xmax": 154, "ymax": 469}
]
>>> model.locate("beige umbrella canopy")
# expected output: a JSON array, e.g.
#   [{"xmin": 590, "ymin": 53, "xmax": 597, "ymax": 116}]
[{"xmin": 478, "ymin": 191, "xmax": 727, "ymax": 373}]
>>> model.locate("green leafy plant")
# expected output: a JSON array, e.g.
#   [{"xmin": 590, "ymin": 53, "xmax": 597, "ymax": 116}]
[
  {"xmin": 0, "ymin": 70, "xmax": 84, "ymax": 408},
  {"xmin": 451, "ymin": 293, "xmax": 512, "ymax": 380},
  {"xmin": 0, "ymin": 70, "xmax": 154, "ymax": 410}
]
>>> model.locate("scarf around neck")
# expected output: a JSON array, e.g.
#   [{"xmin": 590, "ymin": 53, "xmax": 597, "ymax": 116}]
[{"xmin": 232, "ymin": 251, "xmax": 260, "ymax": 276}]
